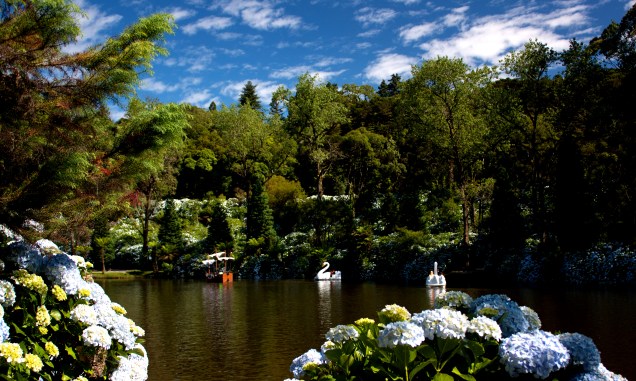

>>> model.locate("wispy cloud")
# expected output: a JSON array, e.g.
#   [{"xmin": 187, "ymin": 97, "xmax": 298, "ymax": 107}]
[
  {"xmin": 213, "ymin": 0, "xmax": 302, "ymax": 30},
  {"xmin": 165, "ymin": 7, "xmax": 197, "ymax": 22},
  {"xmin": 64, "ymin": 0, "xmax": 122, "ymax": 53},
  {"xmin": 390, "ymin": 0, "xmax": 421, "ymax": 5},
  {"xmin": 162, "ymin": 46, "xmax": 216, "ymax": 72},
  {"xmin": 627, "ymin": 0, "xmax": 636, "ymax": 10},
  {"xmin": 418, "ymin": 3, "xmax": 595, "ymax": 66},
  {"xmin": 363, "ymin": 53, "xmax": 416, "ymax": 83},
  {"xmin": 399, "ymin": 22, "xmax": 437, "ymax": 43},
  {"xmin": 220, "ymin": 79, "xmax": 284, "ymax": 105},
  {"xmin": 355, "ymin": 7, "xmax": 398, "ymax": 27},
  {"xmin": 270, "ymin": 65, "xmax": 346, "ymax": 81},
  {"xmin": 182, "ymin": 16, "xmax": 234, "ymax": 35}
]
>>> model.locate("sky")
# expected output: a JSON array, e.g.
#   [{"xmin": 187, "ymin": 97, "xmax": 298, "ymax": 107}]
[{"xmin": 67, "ymin": 0, "xmax": 636, "ymax": 117}]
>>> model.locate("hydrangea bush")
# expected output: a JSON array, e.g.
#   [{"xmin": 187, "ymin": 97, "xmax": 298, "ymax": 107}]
[
  {"xmin": 1, "ymin": 234, "xmax": 147, "ymax": 380},
  {"xmin": 288, "ymin": 291, "xmax": 626, "ymax": 381}
]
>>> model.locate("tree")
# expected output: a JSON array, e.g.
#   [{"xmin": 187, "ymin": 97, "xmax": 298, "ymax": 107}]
[
  {"xmin": 0, "ymin": 0, "xmax": 176, "ymax": 237},
  {"xmin": 285, "ymin": 73, "xmax": 349, "ymax": 198},
  {"xmin": 403, "ymin": 57, "xmax": 493, "ymax": 251},
  {"xmin": 204, "ymin": 200, "xmax": 234, "ymax": 252},
  {"xmin": 239, "ymin": 80, "xmax": 262, "ymax": 111},
  {"xmin": 245, "ymin": 175, "xmax": 276, "ymax": 255},
  {"xmin": 157, "ymin": 198, "xmax": 182, "ymax": 269}
]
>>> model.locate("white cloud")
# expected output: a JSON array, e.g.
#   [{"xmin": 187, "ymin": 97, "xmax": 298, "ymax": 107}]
[
  {"xmin": 141, "ymin": 78, "xmax": 181, "ymax": 93},
  {"xmin": 214, "ymin": 0, "xmax": 302, "ymax": 30},
  {"xmin": 417, "ymin": 4, "xmax": 594, "ymax": 66},
  {"xmin": 358, "ymin": 29, "xmax": 381, "ymax": 38},
  {"xmin": 355, "ymin": 7, "xmax": 398, "ymax": 26},
  {"xmin": 390, "ymin": 0, "xmax": 421, "ymax": 5},
  {"xmin": 64, "ymin": 0, "xmax": 122, "ymax": 53},
  {"xmin": 166, "ymin": 7, "xmax": 197, "ymax": 22},
  {"xmin": 220, "ymin": 79, "xmax": 283, "ymax": 104},
  {"xmin": 182, "ymin": 16, "xmax": 234, "ymax": 35},
  {"xmin": 399, "ymin": 22, "xmax": 437, "ymax": 43},
  {"xmin": 627, "ymin": 0, "xmax": 635, "ymax": 10},
  {"xmin": 363, "ymin": 53, "xmax": 416, "ymax": 83},
  {"xmin": 443, "ymin": 6, "xmax": 469, "ymax": 27},
  {"xmin": 162, "ymin": 46, "xmax": 215, "ymax": 72},
  {"xmin": 181, "ymin": 89, "xmax": 215, "ymax": 107}
]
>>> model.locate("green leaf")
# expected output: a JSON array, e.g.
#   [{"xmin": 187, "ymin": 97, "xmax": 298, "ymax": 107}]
[
  {"xmin": 65, "ymin": 345, "xmax": 78, "ymax": 360},
  {"xmin": 452, "ymin": 367, "xmax": 477, "ymax": 381},
  {"xmin": 432, "ymin": 373, "xmax": 455, "ymax": 381}
]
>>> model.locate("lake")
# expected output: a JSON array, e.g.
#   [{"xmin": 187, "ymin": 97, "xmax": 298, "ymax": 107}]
[{"xmin": 97, "ymin": 279, "xmax": 635, "ymax": 381}]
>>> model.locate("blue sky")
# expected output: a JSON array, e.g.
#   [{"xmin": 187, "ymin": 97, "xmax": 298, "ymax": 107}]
[{"xmin": 67, "ymin": 0, "xmax": 635, "ymax": 116}]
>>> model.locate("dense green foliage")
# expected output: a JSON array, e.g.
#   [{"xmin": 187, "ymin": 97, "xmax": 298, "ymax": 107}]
[{"xmin": 2, "ymin": 1, "xmax": 636, "ymax": 284}]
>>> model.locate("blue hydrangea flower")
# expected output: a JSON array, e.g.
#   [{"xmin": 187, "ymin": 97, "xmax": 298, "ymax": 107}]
[
  {"xmin": 325, "ymin": 324, "xmax": 359, "ymax": 343},
  {"xmin": 377, "ymin": 321, "xmax": 425, "ymax": 348},
  {"xmin": 0, "ymin": 315, "xmax": 9, "ymax": 343},
  {"xmin": 0, "ymin": 280, "xmax": 15, "ymax": 308},
  {"xmin": 499, "ymin": 330, "xmax": 570, "ymax": 379},
  {"xmin": 43, "ymin": 254, "xmax": 88, "ymax": 296},
  {"xmin": 411, "ymin": 308, "xmax": 469, "ymax": 340},
  {"xmin": 471, "ymin": 294, "xmax": 529, "ymax": 337},
  {"xmin": 6, "ymin": 241, "xmax": 45, "ymax": 273},
  {"xmin": 290, "ymin": 349, "xmax": 325, "ymax": 378},
  {"xmin": 434, "ymin": 291, "xmax": 473, "ymax": 310},
  {"xmin": 569, "ymin": 363, "xmax": 628, "ymax": 381},
  {"xmin": 93, "ymin": 303, "xmax": 137, "ymax": 350},
  {"xmin": 520, "ymin": 306, "xmax": 542, "ymax": 330},
  {"xmin": 558, "ymin": 332, "xmax": 601, "ymax": 372}
]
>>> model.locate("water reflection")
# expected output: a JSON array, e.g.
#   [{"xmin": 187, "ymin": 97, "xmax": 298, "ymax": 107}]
[
  {"xmin": 425, "ymin": 286, "xmax": 446, "ymax": 306},
  {"xmin": 316, "ymin": 281, "xmax": 341, "ymax": 329}
]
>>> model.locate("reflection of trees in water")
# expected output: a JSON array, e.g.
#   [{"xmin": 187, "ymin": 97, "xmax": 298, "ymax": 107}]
[
  {"xmin": 317, "ymin": 281, "xmax": 342, "ymax": 330},
  {"xmin": 426, "ymin": 286, "xmax": 446, "ymax": 307}
]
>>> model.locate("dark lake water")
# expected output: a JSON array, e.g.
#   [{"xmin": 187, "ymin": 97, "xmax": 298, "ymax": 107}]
[{"xmin": 97, "ymin": 279, "xmax": 635, "ymax": 381}]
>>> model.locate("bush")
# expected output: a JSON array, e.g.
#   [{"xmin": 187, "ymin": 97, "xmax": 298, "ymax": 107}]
[
  {"xmin": 1, "ymin": 234, "xmax": 147, "ymax": 380},
  {"xmin": 287, "ymin": 292, "xmax": 626, "ymax": 381}
]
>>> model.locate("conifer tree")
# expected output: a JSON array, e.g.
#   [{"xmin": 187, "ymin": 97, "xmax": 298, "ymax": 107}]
[
  {"xmin": 205, "ymin": 200, "xmax": 234, "ymax": 252},
  {"xmin": 245, "ymin": 175, "xmax": 276, "ymax": 255},
  {"xmin": 239, "ymin": 80, "xmax": 262, "ymax": 111},
  {"xmin": 157, "ymin": 198, "xmax": 182, "ymax": 270}
]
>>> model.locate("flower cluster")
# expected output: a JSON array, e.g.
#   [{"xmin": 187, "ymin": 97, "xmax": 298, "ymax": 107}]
[
  {"xmin": 558, "ymin": 332, "xmax": 601, "ymax": 372},
  {"xmin": 467, "ymin": 316, "xmax": 502, "ymax": 341},
  {"xmin": 288, "ymin": 292, "xmax": 627, "ymax": 381},
  {"xmin": 1, "ymin": 236, "xmax": 148, "ymax": 380},
  {"xmin": 325, "ymin": 324, "xmax": 359, "ymax": 343},
  {"xmin": 470, "ymin": 294, "xmax": 530, "ymax": 337},
  {"xmin": 411, "ymin": 308, "xmax": 469, "ymax": 340},
  {"xmin": 499, "ymin": 330, "xmax": 570, "ymax": 379},
  {"xmin": 434, "ymin": 290, "xmax": 473, "ymax": 311},
  {"xmin": 377, "ymin": 321, "xmax": 425, "ymax": 348},
  {"xmin": 290, "ymin": 349, "xmax": 325, "ymax": 378},
  {"xmin": 377, "ymin": 303, "xmax": 411, "ymax": 324}
]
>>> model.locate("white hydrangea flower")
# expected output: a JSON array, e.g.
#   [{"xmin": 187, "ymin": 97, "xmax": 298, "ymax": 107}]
[
  {"xmin": 70, "ymin": 304, "xmax": 99, "ymax": 326},
  {"xmin": 467, "ymin": 316, "xmax": 502, "ymax": 341},
  {"xmin": 0, "ymin": 280, "xmax": 16, "ymax": 307},
  {"xmin": 325, "ymin": 324, "xmax": 359, "ymax": 343},
  {"xmin": 93, "ymin": 303, "xmax": 136, "ymax": 350},
  {"xmin": 81, "ymin": 325, "xmax": 112, "ymax": 349},
  {"xmin": 110, "ymin": 344, "xmax": 148, "ymax": 381},
  {"xmin": 434, "ymin": 291, "xmax": 473, "ymax": 310},
  {"xmin": 411, "ymin": 308, "xmax": 470, "ymax": 340},
  {"xmin": 290, "ymin": 349, "xmax": 324, "ymax": 378},
  {"xmin": 377, "ymin": 321, "xmax": 425, "ymax": 348}
]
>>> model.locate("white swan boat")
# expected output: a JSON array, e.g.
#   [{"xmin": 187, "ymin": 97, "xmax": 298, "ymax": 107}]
[
  {"xmin": 426, "ymin": 261, "xmax": 446, "ymax": 287},
  {"xmin": 314, "ymin": 262, "xmax": 342, "ymax": 281}
]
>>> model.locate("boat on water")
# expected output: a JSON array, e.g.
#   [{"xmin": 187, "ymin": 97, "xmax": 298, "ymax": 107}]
[
  {"xmin": 314, "ymin": 261, "xmax": 342, "ymax": 281},
  {"xmin": 202, "ymin": 252, "xmax": 234, "ymax": 283},
  {"xmin": 426, "ymin": 261, "xmax": 446, "ymax": 287}
]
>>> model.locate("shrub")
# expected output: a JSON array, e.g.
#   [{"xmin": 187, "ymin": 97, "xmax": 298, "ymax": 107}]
[{"xmin": 1, "ymin": 234, "xmax": 147, "ymax": 380}]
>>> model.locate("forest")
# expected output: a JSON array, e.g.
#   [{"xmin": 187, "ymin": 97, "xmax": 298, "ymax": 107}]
[{"xmin": 1, "ymin": 1, "xmax": 636, "ymax": 285}]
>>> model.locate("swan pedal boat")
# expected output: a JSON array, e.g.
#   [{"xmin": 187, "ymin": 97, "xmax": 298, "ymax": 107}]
[{"xmin": 314, "ymin": 262, "xmax": 342, "ymax": 281}]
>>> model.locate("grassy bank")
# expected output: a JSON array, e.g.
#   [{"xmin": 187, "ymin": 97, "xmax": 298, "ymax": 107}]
[{"xmin": 90, "ymin": 270, "xmax": 151, "ymax": 279}]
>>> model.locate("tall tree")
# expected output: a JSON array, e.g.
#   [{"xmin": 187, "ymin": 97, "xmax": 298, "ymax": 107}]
[
  {"xmin": 0, "ymin": 0, "xmax": 176, "ymax": 236},
  {"xmin": 157, "ymin": 198, "xmax": 182, "ymax": 270},
  {"xmin": 245, "ymin": 175, "xmax": 276, "ymax": 255},
  {"xmin": 239, "ymin": 80, "xmax": 262, "ymax": 111},
  {"xmin": 285, "ymin": 73, "xmax": 349, "ymax": 198},
  {"xmin": 403, "ymin": 57, "xmax": 493, "ymax": 251}
]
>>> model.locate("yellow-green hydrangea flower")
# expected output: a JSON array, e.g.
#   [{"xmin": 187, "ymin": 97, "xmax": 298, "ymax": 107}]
[
  {"xmin": 111, "ymin": 303, "xmax": 127, "ymax": 315},
  {"xmin": 36, "ymin": 305, "xmax": 51, "ymax": 327},
  {"xmin": 72, "ymin": 377, "xmax": 89, "ymax": 381},
  {"xmin": 45, "ymin": 341, "xmax": 59, "ymax": 358},
  {"xmin": 11, "ymin": 269, "xmax": 48, "ymax": 295},
  {"xmin": 355, "ymin": 317, "xmax": 375, "ymax": 326},
  {"xmin": 38, "ymin": 327, "xmax": 48, "ymax": 335},
  {"xmin": 78, "ymin": 288, "xmax": 91, "ymax": 298},
  {"xmin": 378, "ymin": 304, "xmax": 411, "ymax": 324},
  {"xmin": 0, "ymin": 342, "xmax": 24, "ymax": 364},
  {"xmin": 24, "ymin": 353, "xmax": 43, "ymax": 372},
  {"xmin": 51, "ymin": 285, "xmax": 67, "ymax": 301}
]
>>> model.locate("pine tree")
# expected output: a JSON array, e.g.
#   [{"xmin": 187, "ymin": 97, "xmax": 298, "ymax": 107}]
[
  {"xmin": 245, "ymin": 176, "xmax": 276, "ymax": 255},
  {"xmin": 239, "ymin": 80, "xmax": 262, "ymax": 111},
  {"xmin": 158, "ymin": 199, "xmax": 183, "ymax": 252},
  {"xmin": 205, "ymin": 200, "xmax": 234, "ymax": 252}
]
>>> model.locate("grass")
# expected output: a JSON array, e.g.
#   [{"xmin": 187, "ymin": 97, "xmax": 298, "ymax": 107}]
[{"xmin": 90, "ymin": 270, "xmax": 152, "ymax": 279}]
